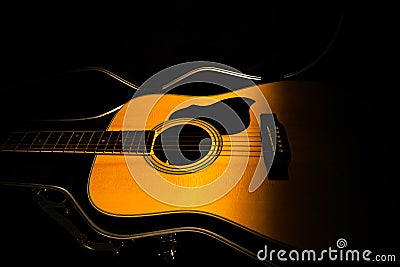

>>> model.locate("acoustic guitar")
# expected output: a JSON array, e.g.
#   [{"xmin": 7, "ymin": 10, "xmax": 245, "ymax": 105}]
[{"xmin": 0, "ymin": 64, "xmax": 370, "ymax": 265}]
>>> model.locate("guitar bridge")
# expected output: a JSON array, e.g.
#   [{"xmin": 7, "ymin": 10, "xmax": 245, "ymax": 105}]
[{"xmin": 261, "ymin": 113, "xmax": 291, "ymax": 180}]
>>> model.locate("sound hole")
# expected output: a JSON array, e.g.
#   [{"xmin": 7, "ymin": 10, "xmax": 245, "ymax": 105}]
[{"xmin": 153, "ymin": 124, "xmax": 212, "ymax": 166}]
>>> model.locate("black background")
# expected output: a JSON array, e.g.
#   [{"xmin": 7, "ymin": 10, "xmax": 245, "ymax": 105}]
[{"xmin": 0, "ymin": 2, "xmax": 398, "ymax": 266}]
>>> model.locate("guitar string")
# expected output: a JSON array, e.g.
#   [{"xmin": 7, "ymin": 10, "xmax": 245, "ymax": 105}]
[
  {"xmin": 0, "ymin": 147, "xmax": 271, "ymax": 152},
  {"xmin": 1, "ymin": 128, "xmax": 281, "ymax": 153},
  {"xmin": 0, "ymin": 149, "xmax": 270, "ymax": 158},
  {"xmin": 0, "ymin": 149, "xmax": 275, "ymax": 156},
  {"xmin": 0, "ymin": 141, "xmax": 268, "ymax": 150},
  {"xmin": 0, "ymin": 140, "xmax": 271, "ymax": 149}
]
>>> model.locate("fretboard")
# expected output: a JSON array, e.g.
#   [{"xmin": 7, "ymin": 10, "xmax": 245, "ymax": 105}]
[{"xmin": 0, "ymin": 130, "xmax": 155, "ymax": 155}]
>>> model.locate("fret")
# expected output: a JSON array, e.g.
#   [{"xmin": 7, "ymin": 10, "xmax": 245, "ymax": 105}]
[
  {"xmin": 16, "ymin": 132, "xmax": 28, "ymax": 149},
  {"xmin": 105, "ymin": 131, "xmax": 120, "ymax": 153},
  {"xmin": 130, "ymin": 131, "xmax": 142, "ymax": 153},
  {"xmin": 77, "ymin": 131, "xmax": 94, "ymax": 152},
  {"xmin": 145, "ymin": 131, "xmax": 155, "ymax": 153},
  {"xmin": 54, "ymin": 132, "xmax": 73, "ymax": 151},
  {"xmin": 123, "ymin": 131, "xmax": 137, "ymax": 153},
  {"xmin": 136, "ymin": 131, "xmax": 154, "ymax": 154},
  {"xmin": 31, "ymin": 132, "xmax": 52, "ymax": 151},
  {"xmin": 65, "ymin": 131, "xmax": 84, "ymax": 151},
  {"xmin": 63, "ymin": 132, "xmax": 75, "ymax": 151},
  {"xmin": 113, "ymin": 131, "xmax": 123, "ymax": 153},
  {"xmin": 16, "ymin": 132, "xmax": 39, "ymax": 151},
  {"xmin": 121, "ymin": 131, "xmax": 154, "ymax": 154},
  {"xmin": 137, "ymin": 131, "xmax": 154, "ymax": 154},
  {"xmin": 137, "ymin": 131, "xmax": 145, "ymax": 154},
  {"xmin": 87, "ymin": 131, "xmax": 103, "ymax": 152},
  {"xmin": 0, "ymin": 132, "xmax": 25, "ymax": 151},
  {"xmin": 96, "ymin": 131, "xmax": 112, "ymax": 152},
  {"xmin": 0, "ymin": 130, "xmax": 154, "ymax": 155},
  {"xmin": 42, "ymin": 132, "xmax": 63, "ymax": 151}
]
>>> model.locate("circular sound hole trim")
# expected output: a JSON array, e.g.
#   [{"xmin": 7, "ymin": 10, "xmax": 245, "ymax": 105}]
[{"xmin": 145, "ymin": 118, "xmax": 223, "ymax": 175}]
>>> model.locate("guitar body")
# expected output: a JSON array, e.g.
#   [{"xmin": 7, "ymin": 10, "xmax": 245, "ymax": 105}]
[
  {"xmin": 89, "ymin": 86, "xmax": 274, "ymax": 238},
  {"xmin": 0, "ymin": 68, "xmax": 374, "ymax": 264},
  {"xmin": 88, "ymin": 81, "xmax": 364, "ymax": 250}
]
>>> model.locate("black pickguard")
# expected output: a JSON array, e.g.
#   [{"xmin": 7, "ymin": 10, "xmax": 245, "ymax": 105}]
[{"xmin": 169, "ymin": 97, "xmax": 255, "ymax": 135}]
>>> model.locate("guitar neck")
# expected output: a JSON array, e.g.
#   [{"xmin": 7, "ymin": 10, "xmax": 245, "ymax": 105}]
[{"xmin": 0, "ymin": 130, "xmax": 155, "ymax": 155}]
